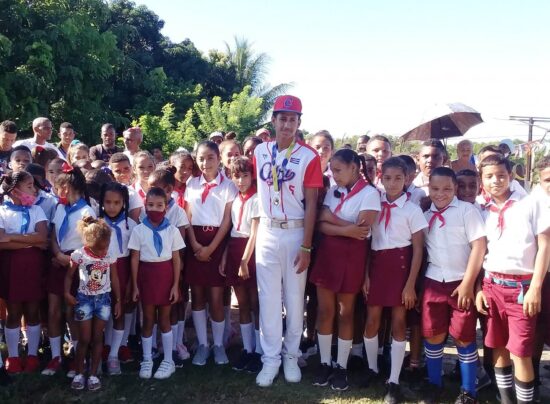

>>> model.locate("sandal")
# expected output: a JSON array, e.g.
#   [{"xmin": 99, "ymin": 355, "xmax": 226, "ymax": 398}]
[
  {"xmin": 87, "ymin": 375, "xmax": 101, "ymax": 391},
  {"xmin": 71, "ymin": 373, "xmax": 86, "ymax": 390}
]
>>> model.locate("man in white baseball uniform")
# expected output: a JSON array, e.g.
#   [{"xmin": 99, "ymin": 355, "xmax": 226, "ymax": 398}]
[{"xmin": 253, "ymin": 95, "xmax": 323, "ymax": 387}]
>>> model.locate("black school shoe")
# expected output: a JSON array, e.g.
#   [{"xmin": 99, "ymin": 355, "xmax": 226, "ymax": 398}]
[
  {"xmin": 0, "ymin": 366, "xmax": 12, "ymax": 386},
  {"xmin": 361, "ymin": 368, "xmax": 381, "ymax": 388},
  {"xmin": 384, "ymin": 382, "xmax": 402, "ymax": 404},
  {"xmin": 232, "ymin": 350, "xmax": 253, "ymax": 371},
  {"xmin": 454, "ymin": 389, "xmax": 478, "ymax": 404},
  {"xmin": 312, "ymin": 363, "xmax": 332, "ymax": 387},
  {"xmin": 330, "ymin": 365, "xmax": 349, "ymax": 391},
  {"xmin": 244, "ymin": 352, "xmax": 262, "ymax": 373}
]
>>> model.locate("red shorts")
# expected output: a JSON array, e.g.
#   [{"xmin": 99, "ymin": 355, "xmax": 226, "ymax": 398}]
[
  {"xmin": 310, "ymin": 235, "xmax": 369, "ymax": 294},
  {"xmin": 0, "ymin": 247, "xmax": 46, "ymax": 303},
  {"xmin": 421, "ymin": 278, "xmax": 477, "ymax": 342},
  {"xmin": 483, "ymin": 274, "xmax": 536, "ymax": 357},
  {"xmin": 185, "ymin": 226, "xmax": 226, "ymax": 287},
  {"xmin": 224, "ymin": 237, "xmax": 256, "ymax": 288},
  {"xmin": 116, "ymin": 256, "xmax": 131, "ymax": 303},
  {"xmin": 367, "ymin": 246, "xmax": 412, "ymax": 307},
  {"xmin": 538, "ymin": 275, "xmax": 550, "ymax": 345},
  {"xmin": 138, "ymin": 260, "xmax": 174, "ymax": 306}
]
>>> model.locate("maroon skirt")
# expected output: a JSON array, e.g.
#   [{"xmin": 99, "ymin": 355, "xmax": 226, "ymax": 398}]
[
  {"xmin": 185, "ymin": 226, "xmax": 227, "ymax": 287},
  {"xmin": 0, "ymin": 247, "xmax": 46, "ymax": 303},
  {"xmin": 138, "ymin": 260, "xmax": 174, "ymax": 306},
  {"xmin": 367, "ymin": 246, "xmax": 412, "ymax": 307},
  {"xmin": 310, "ymin": 235, "xmax": 369, "ymax": 294},
  {"xmin": 225, "ymin": 237, "xmax": 256, "ymax": 288},
  {"xmin": 116, "ymin": 256, "xmax": 131, "ymax": 303},
  {"xmin": 46, "ymin": 250, "xmax": 76, "ymax": 296}
]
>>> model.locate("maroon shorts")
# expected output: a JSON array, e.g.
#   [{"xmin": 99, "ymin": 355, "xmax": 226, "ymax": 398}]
[
  {"xmin": 138, "ymin": 260, "xmax": 174, "ymax": 306},
  {"xmin": 46, "ymin": 250, "xmax": 77, "ymax": 296},
  {"xmin": 310, "ymin": 235, "xmax": 369, "ymax": 294},
  {"xmin": 367, "ymin": 246, "xmax": 412, "ymax": 307},
  {"xmin": 0, "ymin": 247, "xmax": 46, "ymax": 303},
  {"xmin": 538, "ymin": 275, "xmax": 550, "ymax": 345},
  {"xmin": 116, "ymin": 256, "xmax": 131, "ymax": 303},
  {"xmin": 185, "ymin": 226, "xmax": 227, "ymax": 288},
  {"xmin": 421, "ymin": 278, "xmax": 477, "ymax": 342},
  {"xmin": 224, "ymin": 237, "xmax": 256, "ymax": 288},
  {"xmin": 483, "ymin": 274, "xmax": 536, "ymax": 357}
]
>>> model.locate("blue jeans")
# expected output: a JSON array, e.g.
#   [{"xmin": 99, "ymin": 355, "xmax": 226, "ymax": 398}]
[{"xmin": 74, "ymin": 292, "xmax": 111, "ymax": 322}]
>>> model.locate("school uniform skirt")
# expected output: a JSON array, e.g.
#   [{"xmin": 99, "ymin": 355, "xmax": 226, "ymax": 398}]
[
  {"xmin": 185, "ymin": 226, "xmax": 227, "ymax": 288},
  {"xmin": 0, "ymin": 247, "xmax": 45, "ymax": 303},
  {"xmin": 310, "ymin": 235, "xmax": 369, "ymax": 294},
  {"xmin": 224, "ymin": 237, "xmax": 256, "ymax": 288},
  {"xmin": 116, "ymin": 256, "xmax": 131, "ymax": 303},
  {"xmin": 138, "ymin": 260, "xmax": 174, "ymax": 306},
  {"xmin": 367, "ymin": 246, "xmax": 412, "ymax": 307},
  {"xmin": 46, "ymin": 250, "xmax": 76, "ymax": 296}
]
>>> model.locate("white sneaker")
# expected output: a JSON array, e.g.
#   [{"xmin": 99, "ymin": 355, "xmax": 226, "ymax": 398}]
[
  {"xmin": 256, "ymin": 364, "xmax": 279, "ymax": 387},
  {"xmin": 153, "ymin": 359, "xmax": 175, "ymax": 380},
  {"xmin": 283, "ymin": 354, "xmax": 301, "ymax": 383},
  {"xmin": 139, "ymin": 360, "xmax": 153, "ymax": 379}
]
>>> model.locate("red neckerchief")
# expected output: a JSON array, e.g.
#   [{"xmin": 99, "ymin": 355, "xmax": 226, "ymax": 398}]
[
  {"xmin": 378, "ymin": 192, "xmax": 408, "ymax": 229},
  {"xmin": 334, "ymin": 179, "xmax": 368, "ymax": 214},
  {"xmin": 201, "ymin": 174, "xmax": 223, "ymax": 204},
  {"xmin": 488, "ymin": 199, "xmax": 515, "ymax": 238},
  {"xmin": 84, "ymin": 246, "xmax": 107, "ymax": 259},
  {"xmin": 174, "ymin": 183, "xmax": 186, "ymax": 209},
  {"xmin": 132, "ymin": 182, "xmax": 146, "ymax": 202},
  {"xmin": 428, "ymin": 205, "xmax": 451, "ymax": 232},
  {"xmin": 236, "ymin": 186, "xmax": 257, "ymax": 231}
]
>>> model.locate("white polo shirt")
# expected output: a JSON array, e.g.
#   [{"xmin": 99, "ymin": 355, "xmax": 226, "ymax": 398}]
[
  {"xmin": 371, "ymin": 192, "xmax": 428, "ymax": 251},
  {"xmin": 407, "ymin": 183, "xmax": 426, "ymax": 206},
  {"xmin": 230, "ymin": 193, "xmax": 260, "ymax": 238},
  {"xmin": 323, "ymin": 182, "xmax": 381, "ymax": 223},
  {"xmin": 13, "ymin": 138, "xmax": 64, "ymax": 159},
  {"xmin": 185, "ymin": 172, "xmax": 237, "ymax": 227},
  {"xmin": 107, "ymin": 216, "xmax": 137, "ymax": 259},
  {"xmin": 52, "ymin": 203, "xmax": 96, "ymax": 252},
  {"xmin": 483, "ymin": 192, "xmax": 550, "ymax": 275},
  {"xmin": 127, "ymin": 186, "xmax": 144, "ymax": 212},
  {"xmin": 424, "ymin": 197, "xmax": 486, "ymax": 282},
  {"xmin": 0, "ymin": 204, "xmax": 47, "ymax": 234},
  {"xmin": 128, "ymin": 222, "xmax": 185, "ymax": 262},
  {"xmin": 253, "ymin": 140, "xmax": 323, "ymax": 221}
]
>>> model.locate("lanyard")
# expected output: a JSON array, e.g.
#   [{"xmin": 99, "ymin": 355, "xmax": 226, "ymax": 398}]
[{"xmin": 271, "ymin": 141, "xmax": 295, "ymax": 193}]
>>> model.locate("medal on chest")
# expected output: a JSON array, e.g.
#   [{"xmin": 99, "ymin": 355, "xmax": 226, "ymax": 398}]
[{"xmin": 271, "ymin": 141, "xmax": 295, "ymax": 207}]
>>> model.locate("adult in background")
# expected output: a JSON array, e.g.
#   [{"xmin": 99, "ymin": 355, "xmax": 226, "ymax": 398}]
[
  {"xmin": 451, "ymin": 139, "xmax": 477, "ymax": 173},
  {"xmin": 209, "ymin": 131, "xmax": 224, "ymax": 145},
  {"xmin": 122, "ymin": 127, "xmax": 142, "ymax": 165},
  {"xmin": 253, "ymin": 95, "xmax": 323, "ymax": 387},
  {"xmin": 0, "ymin": 120, "xmax": 17, "ymax": 173},
  {"xmin": 56, "ymin": 122, "xmax": 75, "ymax": 159},
  {"xmin": 13, "ymin": 117, "xmax": 63, "ymax": 158},
  {"xmin": 90, "ymin": 123, "xmax": 123, "ymax": 163},
  {"xmin": 356, "ymin": 135, "xmax": 370, "ymax": 153}
]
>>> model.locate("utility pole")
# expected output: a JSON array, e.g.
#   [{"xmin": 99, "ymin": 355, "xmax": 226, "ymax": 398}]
[{"xmin": 508, "ymin": 116, "xmax": 550, "ymax": 187}]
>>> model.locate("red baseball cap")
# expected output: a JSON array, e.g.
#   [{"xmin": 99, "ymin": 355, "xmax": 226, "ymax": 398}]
[{"xmin": 273, "ymin": 95, "xmax": 302, "ymax": 115}]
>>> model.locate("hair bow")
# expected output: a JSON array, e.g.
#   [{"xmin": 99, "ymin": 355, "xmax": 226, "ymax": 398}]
[
  {"xmin": 35, "ymin": 146, "xmax": 45, "ymax": 153},
  {"xmin": 62, "ymin": 161, "xmax": 74, "ymax": 173}
]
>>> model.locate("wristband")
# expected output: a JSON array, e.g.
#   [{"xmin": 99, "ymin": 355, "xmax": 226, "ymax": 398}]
[{"xmin": 300, "ymin": 245, "xmax": 313, "ymax": 253}]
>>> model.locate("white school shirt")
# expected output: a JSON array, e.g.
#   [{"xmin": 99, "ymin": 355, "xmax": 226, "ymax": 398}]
[
  {"xmin": 35, "ymin": 190, "xmax": 57, "ymax": 223},
  {"xmin": 126, "ymin": 186, "xmax": 144, "ymax": 213},
  {"xmin": 476, "ymin": 180, "xmax": 528, "ymax": 207},
  {"xmin": 13, "ymin": 138, "xmax": 65, "ymax": 159},
  {"xmin": 423, "ymin": 197, "xmax": 486, "ymax": 282},
  {"xmin": 370, "ymin": 192, "xmax": 428, "ymax": 251},
  {"xmin": 413, "ymin": 172, "xmax": 429, "ymax": 194},
  {"xmin": 482, "ymin": 192, "xmax": 550, "ymax": 275},
  {"xmin": 127, "ymin": 222, "xmax": 185, "ymax": 262},
  {"xmin": 139, "ymin": 199, "xmax": 190, "ymax": 229},
  {"xmin": 253, "ymin": 140, "xmax": 324, "ymax": 220},
  {"xmin": 323, "ymin": 182, "xmax": 381, "ymax": 224},
  {"xmin": 407, "ymin": 183, "xmax": 426, "ymax": 206},
  {"xmin": 71, "ymin": 248, "xmax": 116, "ymax": 295},
  {"xmin": 107, "ymin": 217, "xmax": 137, "ymax": 259},
  {"xmin": 324, "ymin": 167, "xmax": 337, "ymax": 188},
  {"xmin": 52, "ymin": 203, "xmax": 96, "ymax": 252},
  {"xmin": 184, "ymin": 172, "xmax": 237, "ymax": 227},
  {"xmin": 0, "ymin": 204, "xmax": 47, "ymax": 234},
  {"xmin": 230, "ymin": 193, "xmax": 260, "ymax": 238}
]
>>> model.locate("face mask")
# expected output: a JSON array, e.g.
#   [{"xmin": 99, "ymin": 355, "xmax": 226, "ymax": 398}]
[
  {"xmin": 146, "ymin": 210, "xmax": 166, "ymax": 223},
  {"xmin": 58, "ymin": 195, "xmax": 68, "ymax": 205},
  {"xmin": 12, "ymin": 188, "xmax": 37, "ymax": 207}
]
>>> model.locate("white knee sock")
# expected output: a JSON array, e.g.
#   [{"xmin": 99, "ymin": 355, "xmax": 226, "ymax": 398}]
[
  {"xmin": 49, "ymin": 336, "xmax": 61, "ymax": 359},
  {"xmin": 161, "ymin": 331, "xmax": 173, "ymax": 362},
  {"xmin": 255, "ymin": 329, "xmax": 263, "ymax": 355},
  {"xmin": 27, "ymin": 324, "xmax": 41, "ymax": 356},
  {"xmin": 141, "ymin": 335, "xmax": 152, "ymax": 361},
  {"xmin": 337, "ymin": 338, "xmax": 352, "ymax": 369},
  {"xmin": 239, "ymin": 323, "xmax": 254, "ymax": 353},
  {"xmin": 317, "ymin": 333, "xmax": 332, "ymax": 365},
  {"xmin": 211, "ymin": 319, "xmax": 225, "ymax": 347},
  {"xmin": 364, "ymin": 335, "xmax": 379, "ymax": 373},
  {"xmin": 192, "ymin": 310, "xmax": 208, "ymax": 346},
  {"xmin": 121, "ymin": 313, "xmax": 133, "ymax": 347},
  {"xmin": 177, "ymin": 320, "xmax": 185, "ymax": 345},
  {"xmin": 389, "ymin": 338, "xmax": 406, "ymax": 384},
  {"xmin": 109, "ymin": 329, "xmax": 124, "ymax": 359},
  {"xmin": 171, "ymin": 325, "xmax": 178, "ymax": 351},
  {"xmin": 6, "ymin": 327, "xmax": 20, "ymax": 357}
]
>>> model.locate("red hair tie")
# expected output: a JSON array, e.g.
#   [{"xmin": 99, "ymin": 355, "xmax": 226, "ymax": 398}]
[
  {"xmin": 61, "ymin": 161, "xmax": 74, "ymax": 173},
  {"xmin": 35, "ymin": 145, "xmax": 45, "ymax": 153}
]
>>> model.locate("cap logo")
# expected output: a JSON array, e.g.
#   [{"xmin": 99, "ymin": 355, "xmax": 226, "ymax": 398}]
[{"xmin": 283, "ymin": 97, "xmax": 293, "ymax": 108}]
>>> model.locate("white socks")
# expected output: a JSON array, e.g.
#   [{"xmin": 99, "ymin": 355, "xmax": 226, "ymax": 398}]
[
  {"xmin": 6, "ymin": 327, "xmax": 20, "ymax": 357},
  {"xmin": 364, "ymin": 335, "xmax": 379, "ymax": 373},
  {"xmin": 121, "ymin": 313, "xmax": 133, "ymax": 347},
  {"xmin": 192, "ymin": 310, "xmax": 208, "ymax": 346},
  {"xmin": 389, "ymin": 338, "xmax": 406, "ymax": 384},
  {"xmin": 318, "ymin": 333, "xmax": 332, "ymax": 365},
  {"xmin": 27, "ymin": 324, "xmax": 41, "ymax": 356},
  {"xmin": 211, "ymin": 319, "xmax": 225, "ymax": 347},
  {"xmin": 109, "ymin": 329, "xmax": 124, "ymax": 359},
  {"xmin": 161, "ymin": 331, "xmax": 173, "ymax": 362},
  {"xmin": 142, "ymin": 336, "xmax": 152, "ymax": 361},
  {"xmin": 171, "ymin": 325, "xmax": 178, "ymax": 351},
  {"xmin": 255, "ymin": 329, "xmax": 263, "ymax": 354},
  {"xmin": 337, "ymin": 338, "xmax": 352, "ymax": 369},
  {"xmin": 49, "ymin": 336, "xmax": 61, "ymax": 359},
  {"xmin": 239, "ymin": 323, "xmax": 254, "ymax": 353}
]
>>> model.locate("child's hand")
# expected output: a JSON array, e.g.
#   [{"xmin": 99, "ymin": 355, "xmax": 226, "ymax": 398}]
[
  {"xmin": 124, "ymin": 285, "xmax": 132, "ymax": 304},
  {"xmin": 238, "ymin": 261, "xmax": 250, "ymax": 280},
  {"xmin": 345, "ymin": 224, "xmax": 370, "ymax": 240},
  {"xmin": 113, "ymin": 301, "xmax": 122, "ymax": 319},
  {"xmin": 451, "ymin": 282, "xmax": 474, "ymax": 311},
  {"xmin": 475, "ymin": 290, "xmax": 488, "ymax": 315},
  {"xmin": 523, "ymin": 287, "xmax": 541, "ymax": 318},
  {"xmin": 402, "ymin": 284, "xmax": 416, "ymax": 310},
  {"xmin": 64, "ymin": 293, "xmax": 77, "ymax": 306},
  {"xmin": 362, "ymin": 276, "xmax": 370, "ymax": 299},
  {"xmin": 219, "ymin": 259, "xmax": 226, "ymax": 277},
  {"xmin": 0, "ymin": 233, "xmax": 11, "ymax": 243},
  {"xmin": 195, "ymin": 246, "xmax": 211, "ymax": 262},
  {"xmin": 169, "ymin": 285, "xmax": 179, "ymax": 305},
  {"xmin": 55, "ymin": 252, "xmax": 70, "ymax": 267},
  {"xmin": 132, "ymin": 287, "xmax": 140, "ymax": 303}
]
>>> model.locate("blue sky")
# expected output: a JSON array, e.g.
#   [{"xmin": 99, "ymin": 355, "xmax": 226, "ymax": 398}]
[{"xmin": 138, "ymin": 0, "xmax": 550, "ymax": 142}]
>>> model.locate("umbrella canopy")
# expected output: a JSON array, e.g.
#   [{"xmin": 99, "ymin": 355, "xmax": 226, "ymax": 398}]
[{"xmin": 401, "ymin": 103, "xmax": 483, "ymax": 141}]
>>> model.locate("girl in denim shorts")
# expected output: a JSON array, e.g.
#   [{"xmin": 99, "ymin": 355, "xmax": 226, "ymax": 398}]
[{"xmin": 64, "ymin": 216, "xmax": 121, "ymax": 391}]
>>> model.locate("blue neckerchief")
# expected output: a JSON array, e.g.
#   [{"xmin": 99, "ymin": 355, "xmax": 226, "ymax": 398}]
[
  {"xmin": 4, "ymin": 202, "xmax": 30, "ymax": 234},
  {"xmin": 142, "ymin": 217, "xmax": 170, "ymax": 257},
  {"xmin": 104, "ymin": 213, "xmax": 126, "ymax": 254},
  {"xmin": 168, "ymin": 198, "xmax": 175, "ymax": 209},
  {"xmin": 35, "ymin": 196, "xmax": 46, "ymax": 205},
  {"xmin": 58, "ymin": 198, "xmax": 87, "ymax": 242}
]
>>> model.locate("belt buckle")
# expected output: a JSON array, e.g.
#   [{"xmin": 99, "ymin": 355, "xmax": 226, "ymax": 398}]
[{"xmin": 202, "ymin": 226, "xmax": 214, "ymax": 232}]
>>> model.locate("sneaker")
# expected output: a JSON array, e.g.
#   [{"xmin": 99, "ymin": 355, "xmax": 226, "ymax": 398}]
[
  {"xmin": 361, "ymin": 368, "xmax": 381, "ymax": 388},
  {"xmin": 282, "ymin": 354, "xmax": 301, "ymax": 383},
  {"xmin": 454, "ymin": 389, "xmax": 478, "ymax": 404},
  {"xmin": 232, "ymin": 350, "xmax": 253, "ymax": 371},
  {"xmin": 213, "ymin": 345, "xmax": 229, "ymax": 365},
  {"xmin": 299, "ymin": 339, "xmax": 317, "ymax": 359},
  {"xmin": 312, "ymin": 363, "xmax": 332, "ymax": 387},
  {"xmin": 107, "ymin": 358, "xmax": 121, "ymax": 375},
  {"xmin": 87, "ymin": 375, "xmax": 101, "ymax": 391},
  {"xmin": 419, "ymin": 382, "xmax": 444, "ymax": 404},
  {"xmin": 41, "ymin": 356, "xmax": 62, "ymax": 376},
  {"xmin": 24, "ymin": 355, "xmax": 40, "ymax": 373},
  {"xmin": 192, "ymin": 344, "xmax": 210, "ymax": 366},
  {"xmin": 71, "ymin": 373, "xmax": 86, "ymax": 390},
  {"xmin": 118, "ymin": 345, "xmax": 134, "ymax": 363},
  {"xmin": 384, "ymin": 382, "xmax": 402, "ymax": 404},
  {"xmin": 244, "ymin": 352, "xmax": 262, "ymax": 373},
  {"xmin": 475, "ymin": 366, "xmax": 492, "ymax": 391},
  {"xmin": 172, "ymin": 351, "xmax": 185, "ymax": 368},
  {"xmin": 102, "ymin": 345, "xmax": 110, "ymax": 362},
  {"xmin": 331, "ymin": 365, "xmax": 349, "ymax": 391},
  {"xmin": 176, "ymin": 343, "xmax": 190, "ymax": 361},
  {"xmin": 139, "ymin": 360, "xmax": 154, "ymax": 379},
  {"xmin": 66, "ymin": 360, "xmax": 77, "ymax": 378},
  {"xmin": 5, "ymin": 357, "xmax": 23, "ymax": 374},
  {"xmin": 348, "ymin": 354, "xmax": 365, "ymax": 371},
  {"xmin": 153, "ymin": 359, "xmax": 175, "ymax": 380},
  {"xmin": 256, "ymin": 364, "xmax": 279, "ymax": 387},
  {"xmin": 0, "ymin": 367, "xmax": 12, "ymax": 386}
]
